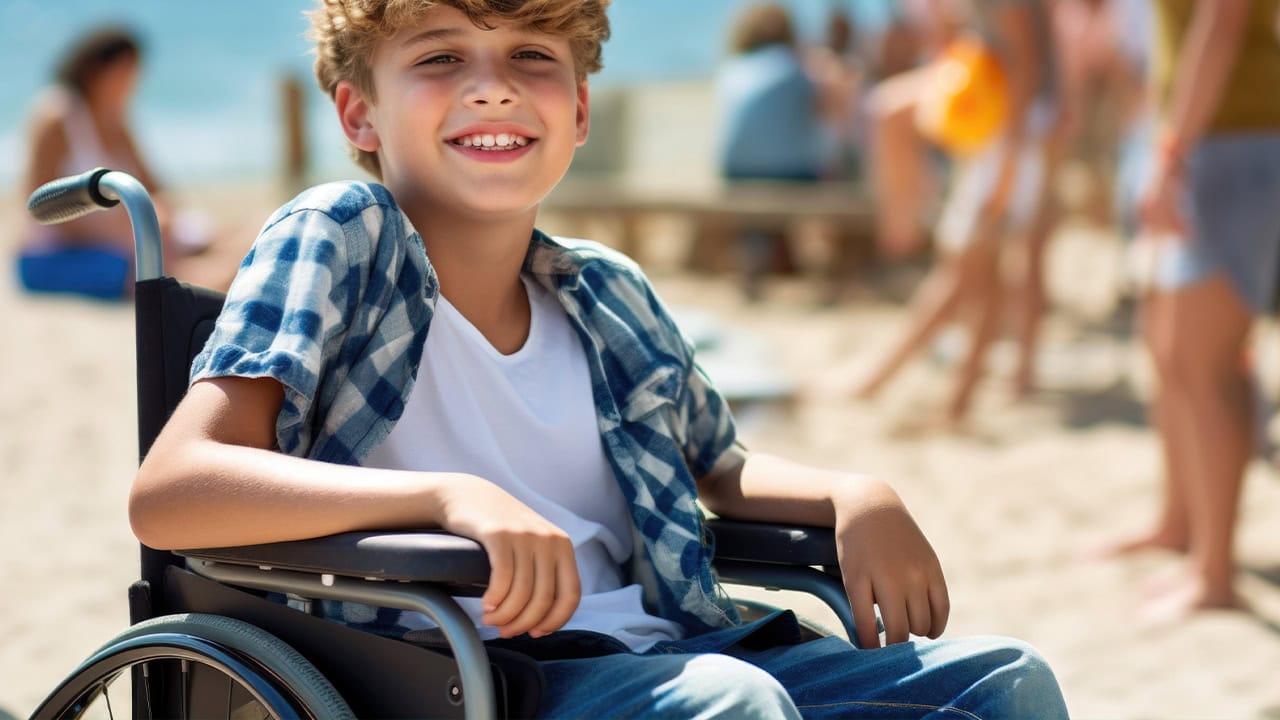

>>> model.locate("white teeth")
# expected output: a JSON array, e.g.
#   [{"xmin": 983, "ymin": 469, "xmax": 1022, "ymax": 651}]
[{"xmin": 452, "ymin": 132, "xmax": 532, "ymax": 149}]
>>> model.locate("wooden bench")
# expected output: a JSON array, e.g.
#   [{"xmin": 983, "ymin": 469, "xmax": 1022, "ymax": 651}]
[{"xmin": 543, "ymin": 178, "xmax": 877, "ymax": 294}]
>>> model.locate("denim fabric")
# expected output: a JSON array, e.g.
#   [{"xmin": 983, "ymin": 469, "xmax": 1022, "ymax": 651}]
[
  {"xmin": 189, "ymin": 181, "xmax": 741, "ymax": 636},
  {"xmin": 516, "ymin": 611, "xmax": 1069, "ymax": 719},
  {"xmin": 1147, "ymin": 133, "xmax": 1280, "ymax": 313}
]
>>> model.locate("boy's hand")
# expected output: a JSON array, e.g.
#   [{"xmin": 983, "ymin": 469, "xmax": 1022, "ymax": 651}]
[
  {"xmin": 833, "ymin": 478, "xmax": 949, "ymax": 649},
  {"xmin": 435, "ymin": 478, "xmax": 581, "ymax": 638}
]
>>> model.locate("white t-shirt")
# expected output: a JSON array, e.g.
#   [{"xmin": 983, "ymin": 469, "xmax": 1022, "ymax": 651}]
[{"xmin": 363, "ymin": 276, "xmax": 684, "ymax": 651}]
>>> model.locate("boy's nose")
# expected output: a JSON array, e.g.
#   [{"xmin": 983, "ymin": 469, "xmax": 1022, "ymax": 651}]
[{"xmin": 464, "ymin": 67, "xmax": 518, "ymax": 107}]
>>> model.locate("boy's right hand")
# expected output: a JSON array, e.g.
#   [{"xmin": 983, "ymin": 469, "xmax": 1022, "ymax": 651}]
[{"xmin": 435, "ymin": 478, "xmax": 581, "ymax": 638}]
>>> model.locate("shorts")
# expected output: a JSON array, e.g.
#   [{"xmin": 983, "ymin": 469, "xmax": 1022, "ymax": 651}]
[
  {"xmin": 935, "ymin": 137, "xmax": 1047, "ymax": 251},
  {"xmin": 1147, "ymin": 133, "xmax": 1280, "ymax": 313},
  {"xmin": 16, "ymin": 244, "xmax": 131, "ymax": 300}
]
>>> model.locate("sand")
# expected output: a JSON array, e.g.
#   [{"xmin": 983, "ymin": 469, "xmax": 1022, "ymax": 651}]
[{"xmin": 2, "ymin": 186, "xmax": 1280, "ymax": 719}]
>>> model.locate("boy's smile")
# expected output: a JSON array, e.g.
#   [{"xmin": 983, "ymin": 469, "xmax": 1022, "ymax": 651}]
[
  {"xmin": 445, "ymin": 122, "xmax": 537, "ymax": 163},
  {"xmin": 336, "ymin": 5, "xmax": 589, "ymax": 222}
]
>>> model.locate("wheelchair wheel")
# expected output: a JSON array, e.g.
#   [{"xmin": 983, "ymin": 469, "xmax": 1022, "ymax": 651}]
[{"xmin": 32, "ymin": 613, "xmax": 354, "ymax": 720}]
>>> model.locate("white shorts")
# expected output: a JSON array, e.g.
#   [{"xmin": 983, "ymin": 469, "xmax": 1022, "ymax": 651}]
[{"xmin": 935, "ymin": 138, "xmax": 1047, "ymax": 252}]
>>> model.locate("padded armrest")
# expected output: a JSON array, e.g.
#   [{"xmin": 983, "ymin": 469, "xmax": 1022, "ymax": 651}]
[
  {"xmin": 175, "ymin": 520, "xmax": 835, "ymax": 592},
  {"xmin": 706, "ymin": 518, "xmax": 838, "ymax": 567},
  {"xmin": 176, "ymin": 531, "xmax": 490, "ymax": 586}
]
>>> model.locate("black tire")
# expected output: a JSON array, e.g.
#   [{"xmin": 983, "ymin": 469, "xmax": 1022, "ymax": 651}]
[{"xmin": 32, "ymin": 613, "xmax": 354, "ymax": 720}]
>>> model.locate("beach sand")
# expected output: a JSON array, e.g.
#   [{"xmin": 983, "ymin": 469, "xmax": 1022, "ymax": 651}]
[{"xmin": 2, "ymin": 188, "xmax": 1280, "ymax": 719}]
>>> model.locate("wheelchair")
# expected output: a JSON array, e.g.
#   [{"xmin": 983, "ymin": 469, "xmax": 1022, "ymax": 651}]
[{"xmin": 27, "ymin": 168, "xmax": 863, "ymax": 720}]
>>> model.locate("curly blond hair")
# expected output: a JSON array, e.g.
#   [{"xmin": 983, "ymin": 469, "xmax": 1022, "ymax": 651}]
[{"xmin": 308, "ymin": 0, "xmax": 611, "ymax": 177}]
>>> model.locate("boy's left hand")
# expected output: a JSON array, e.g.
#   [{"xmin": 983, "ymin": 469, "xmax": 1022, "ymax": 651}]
[{"xmin": 833, "ymin": 478, "xmax": 949, "ymax": 649}]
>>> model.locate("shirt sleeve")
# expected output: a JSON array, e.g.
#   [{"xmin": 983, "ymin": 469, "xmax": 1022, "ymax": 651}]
[
  {"xmin": 188, "ymin": 205, "xmax": 356, "ymax": 457},
  {"xmin": 634, "ymin": 273, "xmax": 737, "ymax": 479},
  {"xmin": 678, "ymin": 357, "xmax": 738, "ymax": 479}
]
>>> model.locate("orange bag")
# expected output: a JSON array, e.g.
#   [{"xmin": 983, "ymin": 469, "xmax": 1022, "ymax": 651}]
[{"xmin": 915, "ymin": 37, "xmax": 1009, "ymax": 156}]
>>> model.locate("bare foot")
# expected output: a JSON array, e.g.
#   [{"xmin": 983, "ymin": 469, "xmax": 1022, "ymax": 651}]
[
  {"xmin": 1138, "ymin": 576, "xmax": 1246, "ymax": 626},
  {"xmin": 1081, "ymin": 527, "xmax": 1190, "ymax": 560}
]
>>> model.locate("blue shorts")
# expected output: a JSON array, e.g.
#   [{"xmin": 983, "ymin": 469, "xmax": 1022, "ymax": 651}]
[
  {"xmin": 16, "ymin": 244, "xmax": 131, "ymax": 301},
  {"xmin": 1150, "ymin": 133, "xmax": 1280, "ymax": 313}
]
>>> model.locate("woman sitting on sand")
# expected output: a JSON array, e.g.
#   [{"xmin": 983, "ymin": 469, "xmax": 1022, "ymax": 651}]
[{"xmin": 17, "ymin": 27, "xmax": 236, "ymax": 298}]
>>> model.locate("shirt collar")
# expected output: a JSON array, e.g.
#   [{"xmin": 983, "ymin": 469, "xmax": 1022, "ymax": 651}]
[{"xmin": 522, "ymin": 228, "xmax": 584, "ymax": 291}]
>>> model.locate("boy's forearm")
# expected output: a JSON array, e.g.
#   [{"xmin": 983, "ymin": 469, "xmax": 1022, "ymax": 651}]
[
  {"xmin": 697, "ymin": 450, "xmax": 894, "ymax": 528},
  {"xmin": 131, "ymin": 440, "xmax": 464, "ymax": 550}
]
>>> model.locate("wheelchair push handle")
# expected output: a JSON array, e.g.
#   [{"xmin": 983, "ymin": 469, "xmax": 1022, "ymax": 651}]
[
  {"xmin": 27, "ymin": 167, "xmax": 119, "ymax": 224},
  {"xmin": 25, "ymin": 167, "xmax": 164, "ymax": 281}
]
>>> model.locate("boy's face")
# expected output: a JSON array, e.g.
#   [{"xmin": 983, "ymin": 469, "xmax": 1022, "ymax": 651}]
[{"xmin": 337, "ymin": 5, "xmax": 590, "ymax": 222}]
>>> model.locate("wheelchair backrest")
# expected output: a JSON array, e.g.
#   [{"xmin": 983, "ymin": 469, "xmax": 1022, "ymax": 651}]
[{"xmin": 134, "ymin": 276, "xmax": 226, "ymax": 612}]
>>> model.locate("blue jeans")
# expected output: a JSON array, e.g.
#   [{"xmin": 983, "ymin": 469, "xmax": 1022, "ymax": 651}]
[{"xmin": 494, "ymin": 611, "xmax": 1068, "ymax": 719}]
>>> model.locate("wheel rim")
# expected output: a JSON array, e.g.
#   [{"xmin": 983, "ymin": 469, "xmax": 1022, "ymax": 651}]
[{"xmin": 34, "ymin": 633, "xmax": 306, "ymax": 720}]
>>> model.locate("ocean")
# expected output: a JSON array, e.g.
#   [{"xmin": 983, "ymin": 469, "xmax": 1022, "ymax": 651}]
[{"xmin": 0, "ymin": 0, "xmax": 897, "ymax": 188}]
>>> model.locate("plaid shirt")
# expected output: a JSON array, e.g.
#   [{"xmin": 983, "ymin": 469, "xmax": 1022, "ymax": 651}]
[{"xmin": 191, "ymin": 181, "xmax": 741, "ymax": 636}]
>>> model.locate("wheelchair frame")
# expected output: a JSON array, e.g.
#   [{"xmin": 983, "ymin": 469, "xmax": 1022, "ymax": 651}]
[{"xmin": 28, "ymin": 168, "xmax": 859, "ymax": 720}]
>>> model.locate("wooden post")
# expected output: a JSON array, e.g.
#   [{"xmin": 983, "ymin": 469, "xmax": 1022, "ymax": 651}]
[{"xmin": 280, "ymin": 73, "xmax": 309, "ymax": 196}]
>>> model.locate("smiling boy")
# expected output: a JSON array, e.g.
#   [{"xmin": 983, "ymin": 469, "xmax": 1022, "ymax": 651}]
[{"xmin": 128, "ymin": 1, "xmax": 1067, "ymax": 717}]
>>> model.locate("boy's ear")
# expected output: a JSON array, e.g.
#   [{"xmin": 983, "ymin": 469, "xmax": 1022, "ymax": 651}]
[
  {"xmin": 335, "ymin": 81, "xmax": 380, "ymax": 153},
  {"xmin": 574, "ymin": 81, "xmax": 590, "ymax": 147}
]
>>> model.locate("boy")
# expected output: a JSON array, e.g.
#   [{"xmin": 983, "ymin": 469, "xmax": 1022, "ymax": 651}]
[{"xmin": 130, "ymin": 1, "xmax": 1068, "ymax": 716}]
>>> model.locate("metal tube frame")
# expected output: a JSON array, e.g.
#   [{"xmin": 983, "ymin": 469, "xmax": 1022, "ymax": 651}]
[
  {"xmin": 713, "ymin": 559, "xmax": 866, "ymax": 645},
  {"xmin": 189, "ymin": 559, "xmax": 496, "ymax": 720},
  {"xmin": 98, "ymin": 171, "xmax": 163, "ymax": 281}
]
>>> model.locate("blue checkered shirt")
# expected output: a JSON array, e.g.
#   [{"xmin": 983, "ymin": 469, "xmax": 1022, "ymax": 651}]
[{"xmin": 190, "ymin": 181, "xmax": 742, "ymax": 636}]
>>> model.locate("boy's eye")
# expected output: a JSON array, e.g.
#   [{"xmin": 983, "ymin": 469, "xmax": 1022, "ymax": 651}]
[
  {"xmin": 418, "ymin": 54, "xmax": 459, "ymax": 65},
  {"xmin": 512, "ymin": 50, "xmax": 553, "ymax": 61}
]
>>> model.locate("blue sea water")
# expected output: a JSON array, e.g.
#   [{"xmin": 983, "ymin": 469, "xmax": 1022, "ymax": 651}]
[{"xmin": 0, "ymin": 0, "xmax": 897, "ymax": 188}]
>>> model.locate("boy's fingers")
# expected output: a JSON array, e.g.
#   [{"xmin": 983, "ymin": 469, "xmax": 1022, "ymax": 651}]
[
  {"xmin": 487, "ymin": 545, "xmax": 534, "ymax": 629},
  {"xmin": 500, "ymin": 548, "xmax": 557, "ymax": 637},
  {"xmin": 848, "ymin": 579, "xmax": 880, "ymax": 650},
  {"xmin": 928, "ymin": 579, "xmax": 951, "ymax": 639},
  {"xmin": 876, "ymin": 587, "xmax": 909, "ymax": 646},
  {"xmin": 906, "ymin": 590, "xmax": 932, "ymax": 639},
  {"xmin": 481, "ymin": 542, "xmax": 514, "ymax": 612},
  {"xmin": 534, "ymin": 548, "xmax": 582, "ymax": 636}
]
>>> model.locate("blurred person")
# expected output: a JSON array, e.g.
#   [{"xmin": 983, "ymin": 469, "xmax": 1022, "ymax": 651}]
[
  {"xmin": 805, "ymin": 7, "xmax": 866, "ymax": 181},
  {"xmin": 16, "ymin": 27, "xmax": 239, "ymax": 299},
  {"xmin": 716, "ymin": 2, "xmax": 833, "ymax": 299},
  {"xmin": 853, "ymin": 0, "xmax": 1061, "ymax": 424},
  {"xmin": 863, "ymin": 0, "xmax": 964, "ymax": 260},
  {"xmin": 1107, "ymin": 0, "xmax": 1280, "ymax": 616}
]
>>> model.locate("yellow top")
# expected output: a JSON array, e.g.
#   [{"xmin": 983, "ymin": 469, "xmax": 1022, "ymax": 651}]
[{"xmin": 1152, "ymin": 0, "xmax": 1280, "ymax": 133}]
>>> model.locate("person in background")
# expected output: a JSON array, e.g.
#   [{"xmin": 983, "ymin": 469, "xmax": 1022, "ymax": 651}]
[
  {"xmin": 1108, "ymin": 0, "xmax": 1280, "ymax": 616},
  {"xmin": 17, "ymin": 27, "xmax": 238, "ymax": 299},
  {"xmin": 715, "ymin": 3, "xmax": 832, "ymax": 300},
  {"xmin": 853, "ymin": 0, "xmax": 1061, "ymax": 425},
  {"xmin": 862, "ymin": 0, "xmax": 962, "ymax": 261},
  {"xmin": 804, "ymin": 8, "xmax": 865, "ymax": 182}
]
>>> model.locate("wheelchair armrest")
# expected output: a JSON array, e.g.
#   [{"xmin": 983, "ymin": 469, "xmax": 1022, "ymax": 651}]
[
  {"xmin": 176, "ymin": 531, "xmax": 491, "ymax": 590},
  {"xmin": 706, "ymin": 518, "xmax": 838, "ymax": 568}
]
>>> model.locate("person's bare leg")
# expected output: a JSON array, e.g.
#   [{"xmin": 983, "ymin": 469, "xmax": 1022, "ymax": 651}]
[
  {"xmin": 946, "ymin": 242, "xmax": 1002, "ymax": 422},
  {"xmin": 1098, "ymin": 290, "xmax": 1193, "ymax": 556},
  {"xmin": 868, "ymin": 69, "xmax": 931, "ymax": 258},
  {"xmin": 1011, "ymin": 195, "xmax": 1058, "ymax": 398},
  {"xmin": 852, "ymin": 251, "xmax": 969, "ymax": 399},
  {"xmin": 1152, "ymin": 275, "xmax": 1253, "ymax": 613}
]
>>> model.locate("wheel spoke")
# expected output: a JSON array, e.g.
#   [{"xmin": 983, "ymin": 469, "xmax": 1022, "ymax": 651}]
[
  {"xmin": 101, "ymin": 680, "xmax": 114, "ymax": 720},
  {"xmin": 142, "ymin": 661, "xmax": 154, "ymax": 720},
  {"xmin": 180, "ymin": 658, "xmax": 190, "ymax": 720}
]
